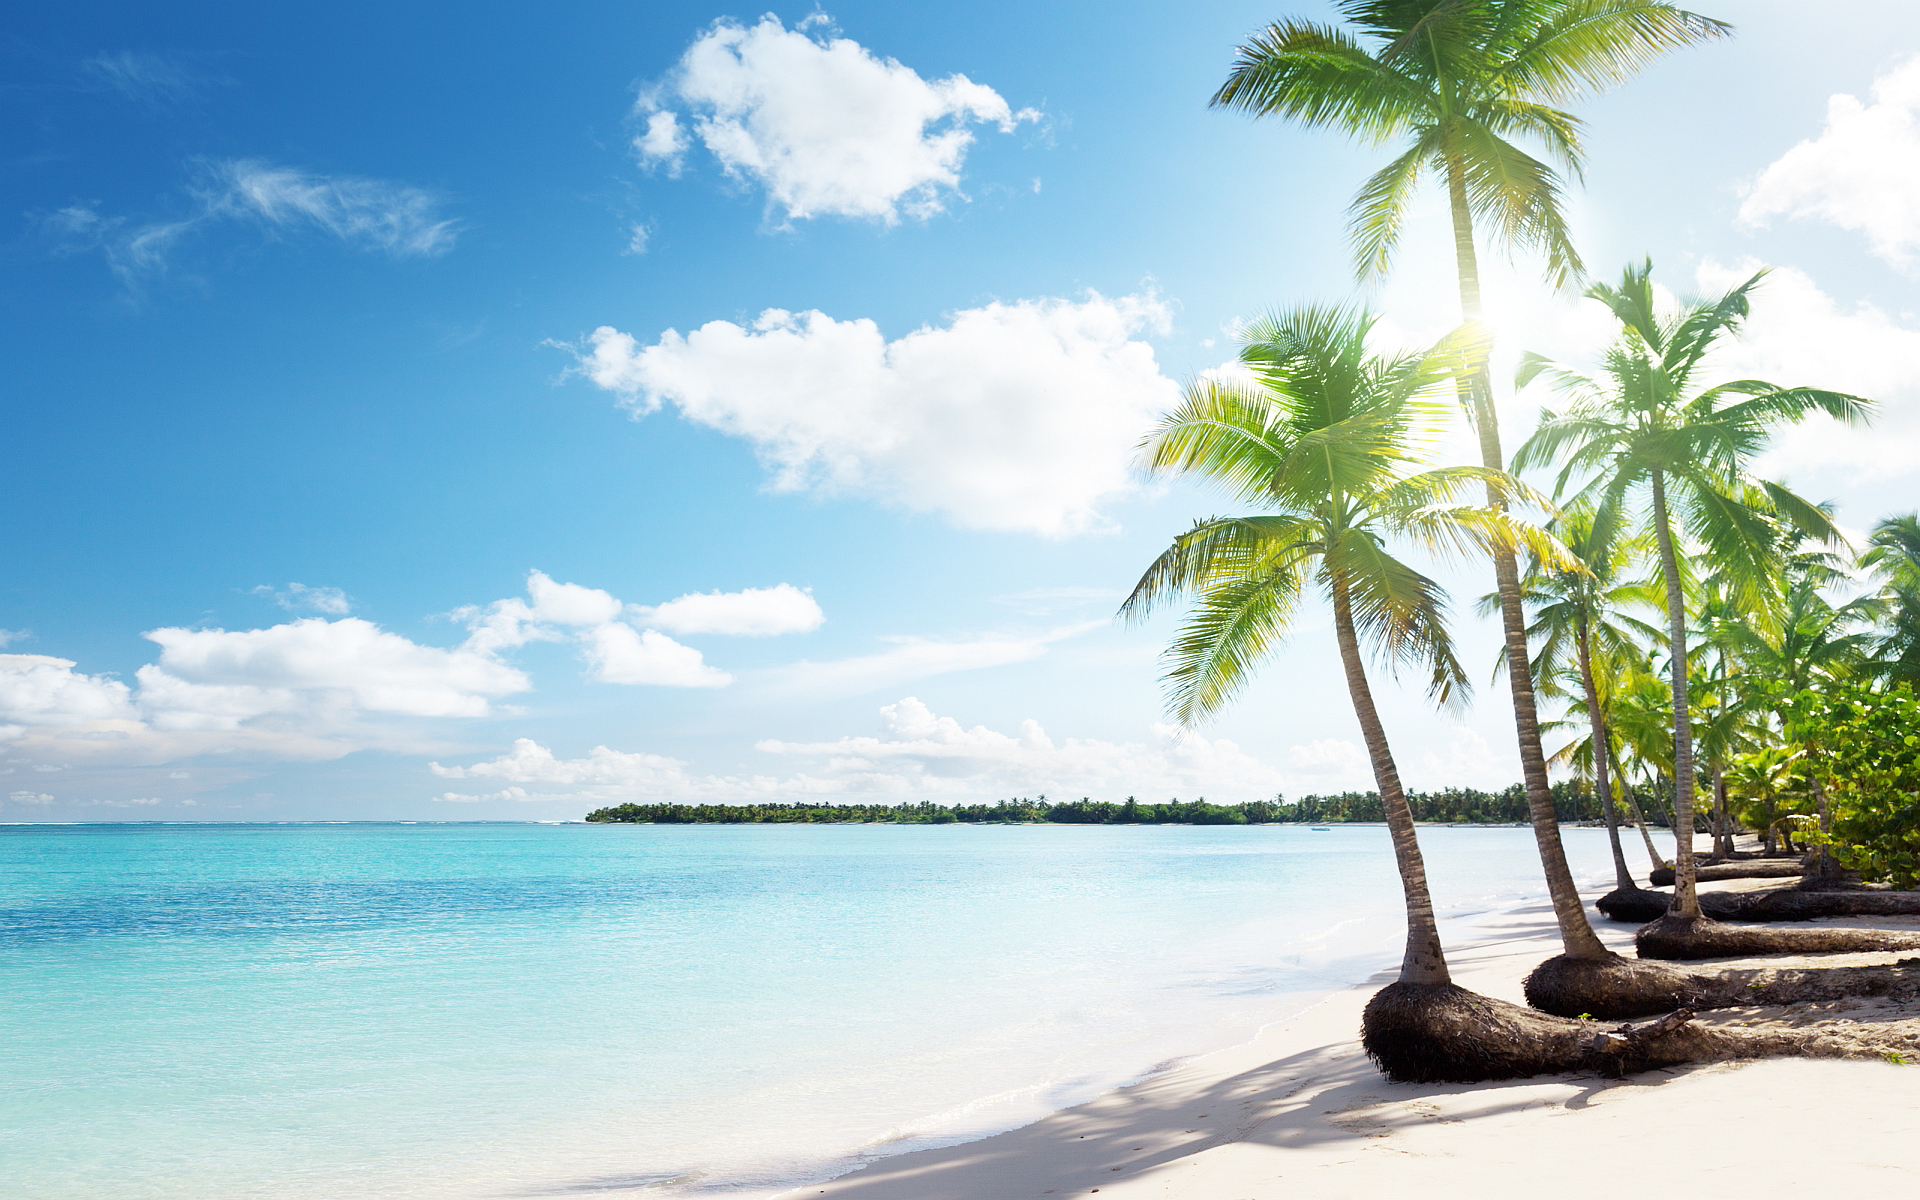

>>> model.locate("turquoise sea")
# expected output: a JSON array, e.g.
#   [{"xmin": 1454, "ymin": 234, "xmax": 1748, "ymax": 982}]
[{"xmin": 2, "ymin": 822, "xmax": 1619, "ymax": 1198}]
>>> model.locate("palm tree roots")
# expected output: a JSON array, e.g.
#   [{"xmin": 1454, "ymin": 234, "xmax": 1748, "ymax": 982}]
[
  {"xmin": 1361, "ymin": 981, "xmax": 1920, "ymax": 1083},
  {"xmin": 1524, "ymin": 952, "xmax": 1920, "ymax": 1020},
  {"xmin": 1635, "ymin": 913, "xmax": 1920, "ymax": 960},
  {"xmin": 1596, "ymin": 886, "xmax": 1673, "ymax": 922},
  {"xmin": 1649, "ymin": 861, "xmax": 1804, "ymax": 886},
  {"xmin": 1697, "ymin": 889, "xmax": 1920, "ymax": 923}
]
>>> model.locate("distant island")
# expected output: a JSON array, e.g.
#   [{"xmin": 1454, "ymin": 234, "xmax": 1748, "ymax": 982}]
[{"xmin": 584, "ymin": 784, "xmax": 1606, "ymax": 826}]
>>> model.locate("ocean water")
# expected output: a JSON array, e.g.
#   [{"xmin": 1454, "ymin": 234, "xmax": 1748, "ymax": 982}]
[{"xmin": 1, "ymin": 822, "xmax": 1619, "ymax": 1199}]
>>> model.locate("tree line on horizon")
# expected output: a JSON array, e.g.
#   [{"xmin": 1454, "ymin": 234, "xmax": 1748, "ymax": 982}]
[{"xmin": 583, "ymin": 781, "xmax": 1603, "ymax": 826}]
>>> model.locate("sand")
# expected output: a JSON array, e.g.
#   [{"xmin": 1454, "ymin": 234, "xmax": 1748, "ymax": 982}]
[{"xmin": 795, "ymin": 874, "xmax": 1920, "ymax": 1200}]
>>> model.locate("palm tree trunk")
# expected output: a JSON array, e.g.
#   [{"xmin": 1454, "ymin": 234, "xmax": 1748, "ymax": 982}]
[
  {"xmin": 1331, "ymin": 574, "xmax": 1449, "ymax": 986},
  {"xmin": 1712, "ymin": 768, "xmax": 1731, "ymax": 861},
  {"xmin": 1805, "ymin": 773, "xmax": 1842, "ymax": 881},
  {"xmin": 1444, "ymin": 157, "xmax": 1611, "ymax": 959},
  {"xmin": 1579, "ymin": 620, "xmax": 1634, "ymax": 891},
  {"xmin": 1607, "ymin": 738, "xmax": 1666, "ymax": 869},
  {"xmin": 1649, "ymin": 469, "xmax": 1700, "ymax": 917}
]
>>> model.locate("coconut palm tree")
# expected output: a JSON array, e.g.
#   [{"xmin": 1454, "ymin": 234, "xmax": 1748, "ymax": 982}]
[
  {"xmin": 1123, "ymin": 307, "xmax": 1553, "ymax": 991},
  {"xmin": 1513, "ymin": 260, "xmax": 1874, "ymax": 931},
  {"xmin": 1213, "ymin": 0, "xmax": 1728, "ymax": 963},
  {"xmin": 1499, "ymin": 505, "xmax": 1662, "ymax": 896},
  {"xmin": 1722, "ymin": 535, "xmax": 1876, "ymax": 707},
  {"xmin": 1862, "ymin": 513, "xmax": 1920, "ymax": 687},
  {"xmin": 1727, "ymin": 744, "xmax": 1799, "ymax": 855}
]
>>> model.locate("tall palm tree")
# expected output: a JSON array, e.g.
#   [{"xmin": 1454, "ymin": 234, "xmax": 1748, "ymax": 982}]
[
  {"xmin": 1499, "ymin": 505, "xmax": 1662, "ymax": 893},
  {"xmin": 1213, "ymin": 0, "xmax": 1728, "ymax": 962},
  {"xmin": 1123, "ymin": 306, "xmax": 1557, "ymax": 989},
  {"xmin": 1514, "ymin": 260, "xmax": 1874, "ymax": 924}
]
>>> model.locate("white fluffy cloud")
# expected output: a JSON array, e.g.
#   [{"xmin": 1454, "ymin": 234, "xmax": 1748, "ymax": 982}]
[
  {"xmin": 429, "ymin": 696, "xmax": 1289, "ymax": 805},
  {"xmin": 458, "ymin": 571, "xmax": 820, "ymax": 686},
  {"xmin": 1690, "ymin": 259, "xmax": 1920, "ymax": 484},
  {"xmin": 574, "ymin": 292, "xmax": 1178, "ymax": 536},
  {"xmin": 636, "ymin": 14, "xmax": 1036, "ymax": 222},
  {"xmin": 582, "ymin": 624, "xmax": 731, "ymax": 687},
  {"xmin": 0, "ymin": 571, "xmax": 823, "ymax": 777},
  {"xmin": 1741, "ymin": 56, "xmax": 1920, "ymax": 266},
  {"xmin": 635, "ymin": 583, "xmax": 824, "ymax": 636},
  {"xmin": 0, "ymin": 654, "xmax": 137, "ymax": 736},
  {"xmin": 139, "ymin": 618, "xmax": 526, "ymax": 728},
  {"xmin": 430, "ymin": 738, "xmax": 728, "ymax": 803},
  {"xmin": 0, "ymin": 619, "xmax": 529, "ymax": 767},
  {"xmin": 754, "ymin": 697, "xmax": 1287, "ymax": 798}
]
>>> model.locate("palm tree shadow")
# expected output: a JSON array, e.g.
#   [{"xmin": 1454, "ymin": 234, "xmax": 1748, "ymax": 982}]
[{"xmin": 777, "ymin": 1013, "xmax": 1678, "ymax": 1200}]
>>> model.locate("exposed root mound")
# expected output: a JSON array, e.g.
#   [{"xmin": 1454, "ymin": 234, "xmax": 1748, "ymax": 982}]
[
  {"xmin": 1697, "ymin": 889, "xmax": 1920, "ymax": 923},
  {"xmin": 1649, "ymin": 861, "xmax": 1803, "ymax": 887},
  {"xmin": 1525, "ymin": 954, "xmax": 1713, "ymax": 1018},
  {"xmin": 1360, "ymin": 981, "xmax": 1920, "ymax": 1083},
  {"xmin": 1524, "ymin": 952, "xmax": 1920, "ymax": 1021},
  {"xmin": 1636, "ymin": 913, "xmax": 1920, "ymax": 961},
  {"xmin": 1596, "ymin": 887, "xmax": 1671, "ymax": 923}
]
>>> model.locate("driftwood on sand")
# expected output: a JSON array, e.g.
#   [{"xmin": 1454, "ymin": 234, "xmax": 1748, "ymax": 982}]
[{"xmin": 1360, "ymin": 980, "xmax": 1920, "ymax": 1083}]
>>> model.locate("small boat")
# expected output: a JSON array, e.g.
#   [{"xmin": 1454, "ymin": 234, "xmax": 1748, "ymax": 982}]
[{"xmin": 1309, "ymin": 826, "xmax": 1331, "ymax": 832}]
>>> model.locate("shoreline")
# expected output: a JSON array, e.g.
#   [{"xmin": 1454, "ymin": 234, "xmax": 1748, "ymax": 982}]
[{"xmin": 785, "ymin": 877, "xmax": 1920, "ymax": 1199}]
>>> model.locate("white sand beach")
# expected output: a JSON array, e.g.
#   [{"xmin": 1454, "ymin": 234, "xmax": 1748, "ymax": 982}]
[{"xmin": 800, "ymin": 876, "xmax": 1920, "ymax": 1200}]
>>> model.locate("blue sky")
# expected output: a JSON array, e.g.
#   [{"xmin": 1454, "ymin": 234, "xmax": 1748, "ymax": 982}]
[{"xmin": 6, "ymin": 0, "xmax": 1920, "ymax": 820}]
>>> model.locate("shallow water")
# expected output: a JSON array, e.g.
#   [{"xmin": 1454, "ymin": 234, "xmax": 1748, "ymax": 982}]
[{"xmin": 0, "ymin": 821, "xmax": 1619, "ymax": 1199}]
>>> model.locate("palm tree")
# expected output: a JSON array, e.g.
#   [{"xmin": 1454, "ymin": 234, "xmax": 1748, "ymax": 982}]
[
  {"xmin": 1213, "ymin": 0, "xmax": 1728, "ymax": 964},
  {"xmin": 1514, "ymin": 260, "xmax": 1874, "ymax": 930},
  {"xmin": 1124, "ymin": 306, "xmax": 1545, "ymax": 992},
  {"xmin": 1500, "ymin": 505, "xmax": 1662, "ymax": 896},
  {"xmin": 1724, "ymin": 535, "xmax": 1876, "ymax": 707},
  {"xmin": 1727, "ymin": 744, "xmax": 1799, "ymax": 856},
  {"xmin": 1862, "ymin": 514, "xmax": 1920, "ymax": 686}
]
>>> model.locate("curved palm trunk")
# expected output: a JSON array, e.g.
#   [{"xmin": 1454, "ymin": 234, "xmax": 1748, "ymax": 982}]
[
  {"xmin": 1606, "ymin": 738, "xmax": 1667, "ymax": 869},
  {"xmin": 1446, "ymin": 157, "xmax": 1612, "ymax": 959},
  {"xmin": 1649, "ymin": 470, "xmax": 1701, "ymax": 917},
  {"xmin": 1331, "ymin": 574, "xmax": 1449, "ymax": 985},
  {"xmin": 1578, "ymin": 621, "xmax": 1634, "ymax": 892}
]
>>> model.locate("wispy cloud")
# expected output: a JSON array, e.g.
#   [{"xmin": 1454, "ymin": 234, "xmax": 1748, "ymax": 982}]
[
  {"xmin": 756, "ymin": 622, "xmax": 1101, "ymax": 699},
  {"xmin": 992, "ymin": 586, "xmax": 1122, "ymax": 617},
  {"xmin": 84, "ymin": 50, "xmax": 217, "ymax": 110},
  {"xmin": 206, "ymin": 160, "xmax": 459, "ymax": 257},
  {"xmin": 251, "ymin": 583, "xmax": 353, "ymax": 615},
  {"xmin": 427, "ymin": 696, "xmax": 1290, "ymax": 805},
  {"xmin": 39, "ymin": 158, "xmax": 460, "ymax": 283}
]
